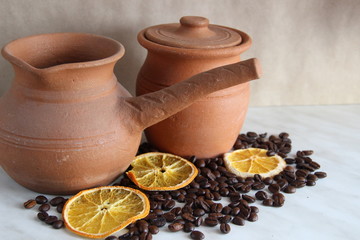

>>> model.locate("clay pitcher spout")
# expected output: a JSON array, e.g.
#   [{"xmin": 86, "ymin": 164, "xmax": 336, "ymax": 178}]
[{"xmin": 124, "ymin": 58, "xmax": 262, "ymax": 131}]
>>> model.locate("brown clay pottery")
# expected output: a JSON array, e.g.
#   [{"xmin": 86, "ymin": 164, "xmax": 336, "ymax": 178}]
[
  {"xmin": 137, "ymin": 16, "xmax": 253, "ymax": 158},
  {"xmin": 0, "ymin": 32, "xmax": 261, "ymax": 194}
]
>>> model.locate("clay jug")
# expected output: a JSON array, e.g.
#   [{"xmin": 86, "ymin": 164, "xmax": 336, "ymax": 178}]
[
  {"xmin": 137, "ymin": 16, "xmax": 253, "ymax": 158},
  {"xmin": 0, "ymin": 32, "xmax": 261, "ymax": 194}
]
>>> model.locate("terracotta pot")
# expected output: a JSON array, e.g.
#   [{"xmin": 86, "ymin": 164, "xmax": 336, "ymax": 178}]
[
  {"xmin": 0, "ymin": 32, "xmax": 261, "ymax": 194},
  {"xmin": 137, "ymin": 16, "xmax": 253, "ymax": 158}
]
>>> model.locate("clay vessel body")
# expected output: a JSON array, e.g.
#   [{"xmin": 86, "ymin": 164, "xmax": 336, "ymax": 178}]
[
  {"xmin": 0, "ymin": 33, "xmax": 260, "ymax": 194},
  {"xmin": 137, "ymin": 16, "xmax": 252, "ymax": 158}
]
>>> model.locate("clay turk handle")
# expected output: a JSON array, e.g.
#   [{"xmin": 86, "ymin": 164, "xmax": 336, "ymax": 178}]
[{"xmin": 125, "ymin": 58, "xmax": 262, "ymax": 130}]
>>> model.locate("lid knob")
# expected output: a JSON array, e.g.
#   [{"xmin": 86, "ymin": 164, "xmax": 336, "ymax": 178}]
[{"xmin": 179, "ymin": 16, "xmax": 209, "ymax": 28}]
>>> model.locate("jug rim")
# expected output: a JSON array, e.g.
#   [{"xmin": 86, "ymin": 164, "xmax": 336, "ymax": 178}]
[{"xmin": 1, "ymin": 32, "xmax": 125, "ymax": 74}]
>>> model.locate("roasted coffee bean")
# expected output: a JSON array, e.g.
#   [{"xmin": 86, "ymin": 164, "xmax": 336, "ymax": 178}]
[
  {"xmin": 50, "ymin": 196, "xmax": 65, "ymax": 206},
  {"xmin": 144, "ymin": 213, "xmax": 157, "ymax": 221},
  {"xmin": 263, "ymin": 177, "xmax": 273, "ymax": 185},
  {"xmin": 296, "ymin": 151, "xmax": 305, "ymax": 157},
  {"xmin": 39, "ymin": 203, "xmax": 50, "ymax": 212},
  {"xmin": 128, "ymin": 226, "xmax": 139, "ymax": 236},
  {"xmin": 182, "ymin": 205, "xmax": 194, "ymax": 214},
  {"xmin": 213, "ymin": 192, "xmax": 222, "ymax": 201},
  {"xmin": 283, "ymin": 185, "xmax": 296, "ymax": 193},
  {"xmin": 45, "ymin": 215, "xmax": 58, "ymax": 225},
  {"xmin": 249, "ymin": 206, "xmax": 258, "ymax": 214},
  {"xmin": 252, "ymin": 182, "xmax": 265, "ymax": 190},
  {"xmin": 148, "ymin": 225, "xmax": 159, "ymax": 235},
  {"xmin": 277, "ymin": 179, "xmax": 289, "ymax": 189},
  {"xmin": 56, "ymin": 203, "xmax": 64, "ymax": 213},
  {"xmin": 168, "ymin": 222, "xmax": 183, "ymax": 232},
  {"xmin": 239, "ymin": 206, "xmax": 250, "ymax": 220},
  {"xmin": 153, "ymin": 209, "xmax": 163, "ymax": 216},
  {"xmin": 268, "ymin": 183, "xmax": 280, "ymax": 193},
  {"xmin": 309, "ymin": 161, "xmax": 321, "ymax": 169},
  {"xmin": 248, "ymin": 212, "xmax": 258, "ymax": 222},
  {"xmin": 152, "ymin": 194, "xmax": 166, "ymax": 202},
  {"xmin": 199, "ymin": 199, "xmax": 210, "ymax": 212},
  {"xmin": 119, "ymin": 231, "xmax": 132, "ymax": 239},
  {"xmin": 177, "ymin": 194, "xmax": 186, "ymax": 202},
  {"xmin": 272, "ymin": 192, "xmax": 285, "ymax": 207},
  {"xmin": 149, "ymin": 217, "xmax": 166, "ymax": 227},
  {"xmin": 296, "ymin": 177, "xmax": 306, "ymax": 183},
  {"xmin": 170, "ymin": 190, "xmax": 181, "ymax": 198},
  {"xmin": 139, "ymin": 232, "xmax": 152, "ymax": 240},
  {"xmin": 174, "ymin": 219, "xmax": 186, "ymax": 225},
  {"xmin": 230, "ymin": 207, "xmax": 240, "ymax": 216},
  {"xmin": 137, "ymin": 220, "xmax": 149, "ymax": 233},
  {"xmin": 266, "ymin": 150, "xmax": 276, "ymax": 156},
  {"xmin": 194, "ymin": 216, "xmax": 203, "ymax": 227},
  {"xmin": 291, "ymin": 180, "xmax": 306, "ymax": 188},
  {"xmin": 190, "ymin": 230, "xmax": 205, "ymax": 240},
  {"xmin": 182, "ymin": 212, "xmax": 195, "ymax": 222},
  {"xmin": 35, "ymin": 195, "xmax": 48, "ymax": 204},
  {"xmin": 220, "ymin": 223, "xmax": 231, "ymax": 234},
  {"xmin": 253, "ymin": 174, "xmax": 262, "ymax": 182},
  {"xmin": 195, "ymin": 159, "xmax": 206, "ymax": 168},
  {"xmin": 209, "ymin": 213, "xmax": 223, "ymax": 219},
  {"xmin": 306, "ymin": 180, "xmax": 316, "ymax": 186},
  {"xmin": 242, "ymin": 195, "xmax": 256, "ymax": 203},
  {"xmin": 296, "ymin": 169, "xmax": 309, "ymax": 178},
  {"xmin": 205, "ymin": 192, "xmax": 214, "ymax": 200},
  {"xmin": 210, "ymin": 203, "xmax": 223, "ymax": 213},
  {"xmin": 302, "ymin": 150, "xmax": 314, "ymax": 156},
  {"xmin": 204, "ymin": 217, "xmax": 218, "ymax": 226},
  {"xmin": 232, "ymin": 216, "xmax": 245, "ymax": 226},
  {"xmin": 24, "ymin": 199, "xmax": 36, "ymax": 209},
  {"xmin": 219, "ymin": 215, "xmax": 232, "ymax": 224},
  {"xmin": 307, "ymin": 174, "xmax": 318, "ymax": 182},
  {"xmin": 163, "ymin": 212, "xmax": 176, "ymax": 222},
  {"xmin": 255, "ymin": 191, "xmax": 268, "ymax": 200},
  {"xmin": 263, "ymin": 198, "xmax": 273, "ymax": 206},
  {"xmin": 193, "ymin": 208, "xmax": 205, "ymax": 217},
  {"xmin": 37, "ymin": 212, "xmax": 48, "ymax": 221},
  {"xmin": 247, "ymin": 131, "xmax": 258, "ymax": 138},
  {"xmin": 285, "ymin": 158, "xmax": 295, "ymax": 164},
  {"xmin": 297, "ymin": 163, "xmax": 316, "ymax": 172},
  {"xmin": 189, "ymin": 155, "xmax": 197, "ymax": 163},
  {"xmin": 240, "ymin": 184, "xmax": 252, "ymax": 193},
  {"xmin": 150, "ymin": 201, "xmax": 158, "ymax": 210},
  {"xmin": 183, "ymin": 222, "xmax": 195, "ymax": 232},
  {"xmin": 105, "ymin": 235, "xmax": 118, "ymax": 240},
  {"xmin": 295, "ymin": 157, "xmax": 305, "ymax": 164},
  {"xmin": 284, "ymin": 166, "xmax": 295, "ymax": 173},
  {"xmin": 52, "ymin": 220, "xmax": 64, "ymax": 229},
  {"xmin": 219, "ymin": 188, "xmax": 230, "ymax": 197},
  {"xmin": 222, "ymin": 206, "xmax": 232, "ymax": 215},
  {"xmin": 314, "ymin": 171, "xmax": 327, "ymax": 179},
  {"xmin": 163, "ymin": 199, "xmax": 175, "ymax": 210},
  {"xmin": 228, "ymin": 201, "xmax": 240, "ymax": 208},
  {"xmin": 170, "ymin": 207, "xmax": 182, "ymax": 216}
]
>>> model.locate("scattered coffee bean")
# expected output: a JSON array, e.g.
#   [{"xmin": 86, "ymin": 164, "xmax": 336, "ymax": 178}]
[
  {"xmin": 38, "ymin": 203, "xmax": 50, "ymax": 212},
  {"xmin": 272, "ymin": 193, "xmax": 285, "ymax": 207},
  {"xmin": 183, "ymin": 222, "xmax": 195, "ymax": 233},
  {"xmin": 283, "ymin": 185, "xmax": 296, "ymax": 193},
  {"xmin": 35, "ymin": 195, "xmax": 48, "ymax": 204},
  {"xmin": 306, "ymin": 180, "xmax": 316, "ymax": 186},
  {"xmin": 220, "ymin": 223, "xmax": 231, "ymax": 234},
  {"xmin": 268, "ymin": 184, "xmax": 280, "ymax": 193},
  {"xmin": 52, "ymin": 220, "xmax": 64, "ymax": 229},
  {"xmin": 194, "ymin": 216, "xmax": 203, "ymax": 227},
  {"xmin": 56, "ymin": 204, "xmax": 64, "ymax": 214},
  {"xmin": 232, "ymin": 216, "xmax": 245, "ymax": 226},
  {"xmin": 45, "ymin": 215, "xmax": 58, "ymax": 225},
  {"xmin": 49, "ymin": 196, "xmax": 65, "ymax": 206},
  {"xmin": 24, "ymin": 199, "xmax": 36, "ymax": 209},
  {"xmin": 168, "ymin": 222, "xmax": 183, "ymax": 232},
  {"xmin": 37, "ymin": 212, "xmax": 49, "ymax": 221},
  {"xmin": 139, "ymin": 232, "xmax": 152, "ymax": 240},
  {"xmin": 204, "ymin": 217, "xmax": 218, "ymax": 226},
  {"xmin": 250, "ymin": 206, "xmax": 259, "ymax": 213},
  {"xmin": 255, "ymin": 191, "xmax": 268, "ymax": 200},
  {"xmin": 263, "ymin": 198, "xmax": 273, "ymax": 206},
  {"xmin": 219, "ymin": 215, "xmax": 232, "ymax": 224},
  {"xmin": 148, "ymin": 225, "xmax": 159, "ymax": 235},
  {"xmin": 314, "ymin": 171, "xmax": 327, "ymax": 179},
  {"xmin": 285, "ymin": 158, "xmax": 296, "ymax": 164},
  {"xmin": 242, "ymin": 194, "xmax": 256, "ymax": 203},
  {"xmin": 163, "ymin": 212, "xmax": 176, "ymax": 222},
  {"xmin": 302, "ymin": 150, "xmax": 314, "ymax": 156},
  {"xmin": 190, "ymin": 230, "xmax": 205, "ymax": 240},
  {"xmin": 248, "ymin": 212, "xmax": 258, "ymax": 222},
  {"xmin": 263, "ymin": 177, "xmax": 273, "ymax": 185}
]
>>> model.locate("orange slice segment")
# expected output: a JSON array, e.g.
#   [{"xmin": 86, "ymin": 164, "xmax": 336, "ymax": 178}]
[
  {"xmin": 224, "ymin": 148, "xmax": 286, "ymax": 178},
  {"xmin": 126, "ymin": 152, "xmax": 198, "ymax": 191},
  {"xmin": 62, "ymin": 186, "xmax": 150, "ymax": 239}
]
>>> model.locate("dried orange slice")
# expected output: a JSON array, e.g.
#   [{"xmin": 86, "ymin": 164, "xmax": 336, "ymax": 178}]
[
  {"xmin": 62, "ymin": 186, "xmax": 150, "ymax": 239},
  {"xmin": 126, "ymin": 152, "xmax": 198, "ymax": 191},
  {"xmin": 224, "ymin": 148, "xmax": 286, "ymax": 178}
]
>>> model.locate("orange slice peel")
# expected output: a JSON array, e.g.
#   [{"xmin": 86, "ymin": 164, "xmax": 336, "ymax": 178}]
[
  {"xmin": 62, "ymin": 186, "xmax": 150, "ymax": 239},
  {"xmin": 224, "ymin": 148, "xmax": 286, "ymax": 178},
  {"xmin": 126, "ymin": 152, "xmax": 198, "ymax": 191}
]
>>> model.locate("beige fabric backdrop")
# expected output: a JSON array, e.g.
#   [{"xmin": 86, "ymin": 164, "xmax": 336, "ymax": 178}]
[{"xmin": 0, "ymin": 0, "xmax": 359, "ymax": 106}]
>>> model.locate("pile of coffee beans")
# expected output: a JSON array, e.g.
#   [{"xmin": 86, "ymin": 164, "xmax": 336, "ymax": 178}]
[
  {"xmin": 23, "ymin": 195, "xmax": 66, "ymax": 229},
  {"xmin": 23, "ymin": 132, "xmax": 327, "ymax": 240}
]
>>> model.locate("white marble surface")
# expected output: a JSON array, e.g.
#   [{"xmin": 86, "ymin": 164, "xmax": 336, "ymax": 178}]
[{"xmin": 1, "ymin": 105, "xmax": 359, "ymax": 240}]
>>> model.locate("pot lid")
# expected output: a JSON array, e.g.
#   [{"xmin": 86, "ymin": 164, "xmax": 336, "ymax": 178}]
[{"xmin": 144, "ymin": 16, "xmax": 242, "ymax": 49}]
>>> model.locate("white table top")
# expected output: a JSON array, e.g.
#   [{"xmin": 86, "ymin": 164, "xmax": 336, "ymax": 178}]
[{"xmin": 1, "ymin": 105, "xmax": 359, "ymax": 240}]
